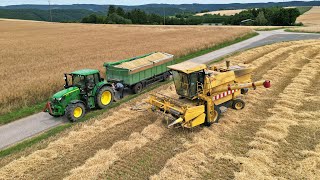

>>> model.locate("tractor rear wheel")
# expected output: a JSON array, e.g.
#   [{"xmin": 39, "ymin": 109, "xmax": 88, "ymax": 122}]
[
  {"xmin": 204, "ymin": 105, "xmax": 221, "ymax": 126},
  {"xmin": 66, "ymin": 103, "xmax": 86, "ymax": 122},
  {"xmin": 232, "ymin": 99, "xmax": 245, "ymax": 110},
  {"xmin": 133, "ymin": 83, "xmax": 143, "ymax": 94},
  {"xmin": 96, "ymin": 86, "xmax": 114, "ymax": 109}
]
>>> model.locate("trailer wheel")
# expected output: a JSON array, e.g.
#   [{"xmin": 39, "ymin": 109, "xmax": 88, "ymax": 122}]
[
  {"xmin": 96, "ymin": 86, "xmax": 114, "ymax": 109},
  {"xmin": 204, "ymin": 105, "xmax": 221, "ymax": 126},
  {"xmin": 66, "ymin": 103, "xmax": 86, "ymax": 122},
  {"xmin": 133, "ymin": 83, "xmax": 143, "ymax": 94},
  {"xmin": 161, "ymin": 72, "xmax": 171, "ymax": 82},
  {"xmin": 232, "ymin": 99, "xmax": 245, "ymax": 110}
]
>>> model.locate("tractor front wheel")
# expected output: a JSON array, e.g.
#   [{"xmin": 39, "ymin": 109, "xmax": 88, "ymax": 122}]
[
  {"xmin": 96, "ymin": 86, "xmax": 114, "ymax": 109},
  {"xmin": 66, "ymin": 103, "xmax": 86, "ymax": 122},
  {"xmin": 232, "ymin": 99, "xmax": 245, "ymax": 110}
]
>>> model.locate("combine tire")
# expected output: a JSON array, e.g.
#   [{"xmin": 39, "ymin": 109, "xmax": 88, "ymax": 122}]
[
  {"xmin": 204, "ymin": 105, "xmax": 221, "ymax": 126},
  {"xmin": 133, "ymin": 83, "xmax": 143, "ymax": 94},
  {"xmin": 96, "ymin": 86, "xmax": 114, "ymax": 109},
  {"xmin": 66, "ymin": 103, "xmax": 86, "ymax": 122},
  {"xmin": 232, "ymin": 99, "xmax": 245, "ymax": 110}
]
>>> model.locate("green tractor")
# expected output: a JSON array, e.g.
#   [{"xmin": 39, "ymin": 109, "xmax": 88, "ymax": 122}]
[{"xmin": 44, "ymin": 69, "xmax": 114, "ymax": 122}]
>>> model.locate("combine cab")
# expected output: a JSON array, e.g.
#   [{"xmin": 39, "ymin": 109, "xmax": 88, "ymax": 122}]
[{"xmin": 148, "ymin": 61, "xmax": 271, "ymax": 128}]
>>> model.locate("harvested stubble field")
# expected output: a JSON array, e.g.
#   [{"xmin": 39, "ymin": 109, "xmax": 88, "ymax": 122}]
[
  {"xmin": 1, "ymin": 39, "xmax": 320, "ymax": 179},
  {"xmin": 0, "ymin": 21, "xmax": 252, "ymax": 115}
]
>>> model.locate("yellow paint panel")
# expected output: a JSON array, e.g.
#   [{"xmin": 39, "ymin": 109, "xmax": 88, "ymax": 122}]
[
  {"xmin": 235, "ymin": 74, "xmax": 252, "ymax": 82},
  {"xmin": 209, "ymin": 71, "xmax": 236, "ymax": 87},
  {"xmin": 184, "ymin": 105, "xmax": 205, "ymax": 122},
  {"xmin": 190, "ymin": 113, "xmax": 206, "ymax": 127},
  {"xmin": 214, "ymin": 94, "xmax": 233, "ymax": 105}
]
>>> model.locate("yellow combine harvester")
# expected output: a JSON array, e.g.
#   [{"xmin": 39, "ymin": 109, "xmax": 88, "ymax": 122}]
[{"xmin": 148, "ymin": 61, "xmax": 271, "ymax": 128}]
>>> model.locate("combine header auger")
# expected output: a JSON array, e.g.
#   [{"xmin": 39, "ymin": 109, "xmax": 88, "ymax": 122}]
[{"xmin": 148, "ymin": 61, "xmax": 271, "ymax": 128}]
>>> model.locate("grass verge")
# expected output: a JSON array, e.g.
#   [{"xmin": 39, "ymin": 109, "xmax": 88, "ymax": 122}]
[
  {"xmin": 174, "ymin": 32, "xmax": 258, "ymax": 64},
  {"xmin": 0, "ymin": 102, "xmax": 46, "ymax": 125},
  {"xmin": 254, "ymin": 27, "xmax": 287, "ymax": 31},
  {"xmin": 285, "ymin": 28, "xmax": 320, "ymax": 34},
  {"xmin": 0, "ymin": 124, "xmax": 71, "ymax": 158},
  {"xmin": 0, "ymin": 32, "xmax": 258, "ymax": 158}
]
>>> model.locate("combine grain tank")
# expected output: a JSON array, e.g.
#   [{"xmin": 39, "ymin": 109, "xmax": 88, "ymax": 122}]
[{"xmin": 104, "ymin": 52, "xmax": 174, "ymax": 93}]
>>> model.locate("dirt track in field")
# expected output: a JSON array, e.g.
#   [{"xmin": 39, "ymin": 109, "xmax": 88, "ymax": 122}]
[{"xmin": 0, "ymin": 40, "xmax": 320, "ymax": 179}]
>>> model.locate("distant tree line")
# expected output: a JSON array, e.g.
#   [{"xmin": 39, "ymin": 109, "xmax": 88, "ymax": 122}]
[
  {"xmin": 81, "ymin": 5, "xmax": 163, "ymax": 24},
  {"xmin": 81, "ymin": 5, "xmax": 301, "ymax": 26},
  {"xmin": 225, "ymin": 7, "xmax": 301, "ymax": 26}
]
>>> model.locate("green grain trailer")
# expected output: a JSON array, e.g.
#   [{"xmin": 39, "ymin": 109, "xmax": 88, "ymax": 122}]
[{"xmin": 104, "ymin": 52, "xmax": 175, "ymax": 93}]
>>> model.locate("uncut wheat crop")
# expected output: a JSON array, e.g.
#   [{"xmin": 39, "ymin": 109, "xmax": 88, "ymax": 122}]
[{"xmin": 0, "ymin": 20, "xmax": 252, "ymax": 115}]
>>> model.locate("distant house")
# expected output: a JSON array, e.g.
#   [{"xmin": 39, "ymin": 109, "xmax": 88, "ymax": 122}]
[
  {"xmin": 202, "ymin": 23, "xmax": 223, "ymax": 26},
  {"xmin": 240, "ymin": 19, "xmax": 254, "ymax": 25}
]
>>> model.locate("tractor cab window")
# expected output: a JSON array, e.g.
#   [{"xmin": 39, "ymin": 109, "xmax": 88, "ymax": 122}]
[
  {"xmin": 72, "ymin": 75, "xmax": 85, "ymax": 89},
  {"xmin": 94, "ymin": 73, "xmax": 100, "ymax": 84},
  {"xmin": 86, "ymin": 75, "xmax": 95, "ymax": 90}
]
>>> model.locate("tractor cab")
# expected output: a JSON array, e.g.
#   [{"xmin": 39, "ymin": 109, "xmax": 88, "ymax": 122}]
[
  {"xmin": 65, "ymin": 69, "xmax": 102, "ymax": 93},
  {"xmin": 44, "ymin": 69, "xmax": 114, "ymax": 122},
  {"xmin": 168, "ymin": 62, "xmax": 206, "ymax": 100}
]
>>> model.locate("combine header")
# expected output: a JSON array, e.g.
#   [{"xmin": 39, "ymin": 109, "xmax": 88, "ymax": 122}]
[{"xmin": 148, "ymin": 61, "xmax": 271, "ymax": 128}]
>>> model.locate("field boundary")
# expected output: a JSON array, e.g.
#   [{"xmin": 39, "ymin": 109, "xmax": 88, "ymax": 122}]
[
  {"xmin": 0, "ymin": 32, "xmax": 258, "ymax": 158},
  {"xmin": 285, "ymin": 28, "xmax": 320, "ymax": 34}
]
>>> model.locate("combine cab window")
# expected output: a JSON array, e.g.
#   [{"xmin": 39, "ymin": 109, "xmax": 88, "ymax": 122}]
[
  {"xmin": 172, "ymin": 71, "xmax": 189, "ymax": 97},
  {"xmin": 189, "ymin": 73, "xmax": 198, "ymax": 97},
  {"xmin": 172, "ymin": 70, "xmax": 205, "ymax": 99}
]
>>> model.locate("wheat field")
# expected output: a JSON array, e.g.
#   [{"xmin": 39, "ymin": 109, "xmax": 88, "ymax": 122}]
[
  {"xmin": 0, "ymin": 21, "xmax": 252, "ymax": 115},
  {"xmin": 196, "ymin": 9, "xmax": 245, "ymax": 16},
  {"xmin": 0, "ymin": 40, "xmax": 319, "ymax": 179},
  {"xmin": 293, "ymin": 6, "xmax": 320, "ymax": 33}
]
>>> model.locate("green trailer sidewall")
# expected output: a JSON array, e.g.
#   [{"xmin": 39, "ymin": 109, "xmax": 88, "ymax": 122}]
[{"xmin": 104, "ymin": 53, "xmax": 175, "ymax": 86}]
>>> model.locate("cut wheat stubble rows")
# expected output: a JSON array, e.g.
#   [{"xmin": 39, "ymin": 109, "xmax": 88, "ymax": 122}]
[
  {"xmin": 0, "ymin": 20, "xmax": 252, "ymax": 115},
  {"xmin": 0, "ymin": 84, "xmax": 177, "ymax": 180},
  {"xmin": 149, "ymin": 40, "xmax": 320, "ymax": 180},
  {"xmin": 234, "ymin": 45, "xmax": 320, "ymax": 179},
  {"xmin": 64, "ymin": 87, "xmax": 178, "ymax": 180},
  {"xmin": 98, "ymin": 41, "xmax": 312, "ymax": 180},
  {"xmin": 99, "ymin": 42, "xmax": 320, "ymax": 179}
]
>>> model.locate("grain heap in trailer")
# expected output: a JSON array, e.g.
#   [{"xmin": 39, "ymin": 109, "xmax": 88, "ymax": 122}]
[{"xmin": 104, "ymin": 52, "xmax": 174, "ymax": 94}]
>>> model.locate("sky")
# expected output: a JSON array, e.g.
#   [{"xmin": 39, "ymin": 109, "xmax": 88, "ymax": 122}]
[{"xmin": 0, "ymin": 0, "xmax": 303, "ymax": 6}]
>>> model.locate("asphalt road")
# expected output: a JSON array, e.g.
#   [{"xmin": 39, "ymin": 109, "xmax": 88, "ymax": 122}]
[{"xmin": 0, "ymin": 29, "xmax": 319, "ymax": 150}]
